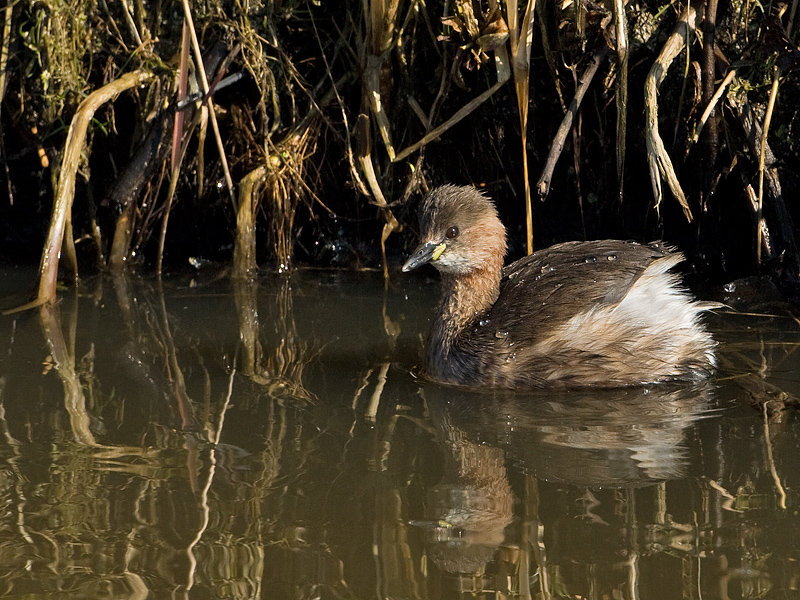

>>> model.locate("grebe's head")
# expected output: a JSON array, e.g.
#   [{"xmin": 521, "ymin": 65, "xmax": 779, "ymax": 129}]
[{"xmin": 402, "ymin": 185, "xmax": 507, "ymax": 275}]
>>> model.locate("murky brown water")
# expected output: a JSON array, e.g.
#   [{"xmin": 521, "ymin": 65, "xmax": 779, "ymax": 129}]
[{"xmin": 0, "ymin": 267, "xmax": 799, "ymax": 599}]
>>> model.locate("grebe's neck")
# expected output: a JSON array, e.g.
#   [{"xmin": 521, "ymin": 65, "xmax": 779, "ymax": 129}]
[{"xmin": 427, "ymin": 266, "xmax": 503, "ymax": 380}]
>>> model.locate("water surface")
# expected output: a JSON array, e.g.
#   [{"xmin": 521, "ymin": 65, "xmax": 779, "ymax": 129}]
[{"xmin": 0, "ymin": 268, "xmax": 798, "ymax": 599}]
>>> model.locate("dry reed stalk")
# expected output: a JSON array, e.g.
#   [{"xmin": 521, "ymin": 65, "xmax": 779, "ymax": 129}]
[
  {"xmin": 365, "ymin": 55, "xmax": 397, "ymax": 161},
  {"xmin": 309, "ymin": 9, "xmax": 369, "ymax": 196},
  {"xmin": 673, "ymin": 41, "xmax": 692, "ymax": 147},
  {"xmin": 195, "ymin": 105, "xmax": 209, "ymax": 196},
  {"xmin": 11, "ymin": 70, "xmax": 153, "ymax": 313},
  {"xmin": 506, "ymin": 0, "xmax": 536, "ymax": 254},
  {"xmin": 360, "ymin": 0, "xmax": 400, "ymax": 163},
  {"xmin": 757, "ymin": 66, "xmax": 781, "ymax": 266},
  {"xmin": 267, "ymin": 163, "xmax": 297, "ymax": 274},
  {"xmin": 153, "ymin": 46, "xmax": 237, "ymax": 274},
  {"xmin": 269, "ymin": 122, "xmax": 323, "ymax": 273},
  {"xmin": 644, "ymin": 4, "xmax": 695, "ymax": 221},
  {"xmin": 391, "ymin": 1, "xmax": 511, "ymax": 163},
  {"xmin": 740, "ymin": 175, "xmax": 773, "ymax": 261},
  {"xmin": 179, "ymin": 0, "xmax": 236, "ymax": 208},
  {"xmin": 392, "ymin": 65, "xmax": 511, "ymax": 162},
  {"xmin": 727, "ymin": 86, "xmax": 799, "ymax": 276},
  {"xmin": 233, "ymin": 115, "xmax": 321, "ymax": 277},
  {"xmin": 690, "ymin": 68, "xmax": 736, "ymax": 147},
  {"xmin": 612, "ymin": 0, "xmax": 629, "ymax": 199},
  {"xmin": 536, "ymin": 0, "xmax": 564, "ymax": 108},
  {"xmin": 120, "ymin": 0, "xmax": 143, "ymax": 47},
  {"xmin": 0, "ymin": 0, "xmax": 12, "ymax": 119},
  {"xmin": 171, "ymin": 20, "xmax": 191, "ymax": 172},
  {"xmin": 350, "ymin": 0, "xmax": 404, "ymax": 276},
  {"xmin": 155, "ymin": 18, "xmax": 205, "ymax": 276},
  {"xmin": 155, "ymin": 162, "xmax": 183, "ymax": 275},
  {"xmin": 356, "ymin": 114, "xmax": 401, "ymax": 279},
  {"xmin": 537, "ymin": 47, "xmax": 608, "ymax": 199},
  {"xmin": 369, "ymin": 0, "xmax": 401, "ymax": 54},
  {"xmin": 156, "ymin": 95, "xmax": 211, "ymax": 275}
]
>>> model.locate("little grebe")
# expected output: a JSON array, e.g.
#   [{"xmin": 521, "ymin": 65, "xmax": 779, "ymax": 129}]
[{"xmin": 403, "ymin": 185, "xmax": 716, "ymax": 388}]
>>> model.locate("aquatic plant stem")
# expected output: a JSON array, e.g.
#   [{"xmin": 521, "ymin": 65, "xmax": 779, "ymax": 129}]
[
  {"xmin": 187, "ymin": 366, "xmax": 236, "ymax": 591},
  {"xmin": 536, "ymin": 0, "xmax": 563, "ymax": 108},
  {"xmin": 726, "ymin": 77, "xmax": 800, "ymax": 286},
  {"xmin": 27, "ymin": 71, "xmax": 153, "ymax": 311},
  {"xmin": 109, "ymin": 199, "xmax": 136, "ymax": 273},
  {"xmin": 38, "ymin": 301, "xmax": 97, "ymax": 446},
  {"xmin": 757, "ymin": 66, "xmax": 780, "ymax": 267},
  {"xmin": 233, "ymin": 165, "xmax": 268, "ymax": 280},
  {"xmin": 62, "ymin": 210, "xmax": 78, "ymax": 279},
  {"xmin": 762, "ymin": 401, "xmax": 787, "ymax": 509}
]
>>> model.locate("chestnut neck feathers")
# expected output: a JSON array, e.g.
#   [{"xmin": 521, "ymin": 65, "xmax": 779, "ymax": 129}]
[
  {"xmin": 402, "ymin": 186, "xmax": 508, "ymax": 381},
  {"xmin": 420, "ymin": 186, "xmax": 506, "ymax": 328}
]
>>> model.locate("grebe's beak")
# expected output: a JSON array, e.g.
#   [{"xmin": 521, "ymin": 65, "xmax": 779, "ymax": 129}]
[{"xmin": 402, "ymin": 240, "xmax": 446, "ymax": 272}]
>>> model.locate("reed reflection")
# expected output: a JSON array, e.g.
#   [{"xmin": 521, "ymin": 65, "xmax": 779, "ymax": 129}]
[
  {"xmin": 232, "ymin": 275, "xmax": 316, "ymax": 402},
  {"xmin": 0, "ymin": 274, "xmax": 330, "ymax": 598},
  {"xmin": 3, "ymin": 272, "xmax": 800, "ymax": 599},
  {"xmin": 38, "ymin": 289, "xmax": 98, "ymax": 446}
]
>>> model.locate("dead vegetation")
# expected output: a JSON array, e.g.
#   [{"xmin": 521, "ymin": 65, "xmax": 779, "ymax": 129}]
[{"xmin": 1, "ymin": 0, "xmax": 800, "ymax": 303}]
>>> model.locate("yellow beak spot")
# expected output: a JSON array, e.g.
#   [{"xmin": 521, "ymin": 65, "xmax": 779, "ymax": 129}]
[{"xmin": 431, "ymin": 243, "xmax": 447, "ymax": 261}]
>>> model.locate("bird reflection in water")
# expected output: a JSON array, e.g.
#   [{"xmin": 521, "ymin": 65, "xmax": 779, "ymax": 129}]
[{"xmin": 411, "ymin": 381, "xmax": 717, "ymax": 589}]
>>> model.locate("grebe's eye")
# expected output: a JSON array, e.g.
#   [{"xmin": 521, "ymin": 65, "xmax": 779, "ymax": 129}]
[{"xmin": 445, "ymin": 226, "xmax": 459, "ymax": 240}]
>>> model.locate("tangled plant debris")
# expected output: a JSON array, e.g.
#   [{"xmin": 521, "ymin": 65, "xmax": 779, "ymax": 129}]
[{"xmin": 1, "ymin": 0, "xmax": 800, "ymax": 303}]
